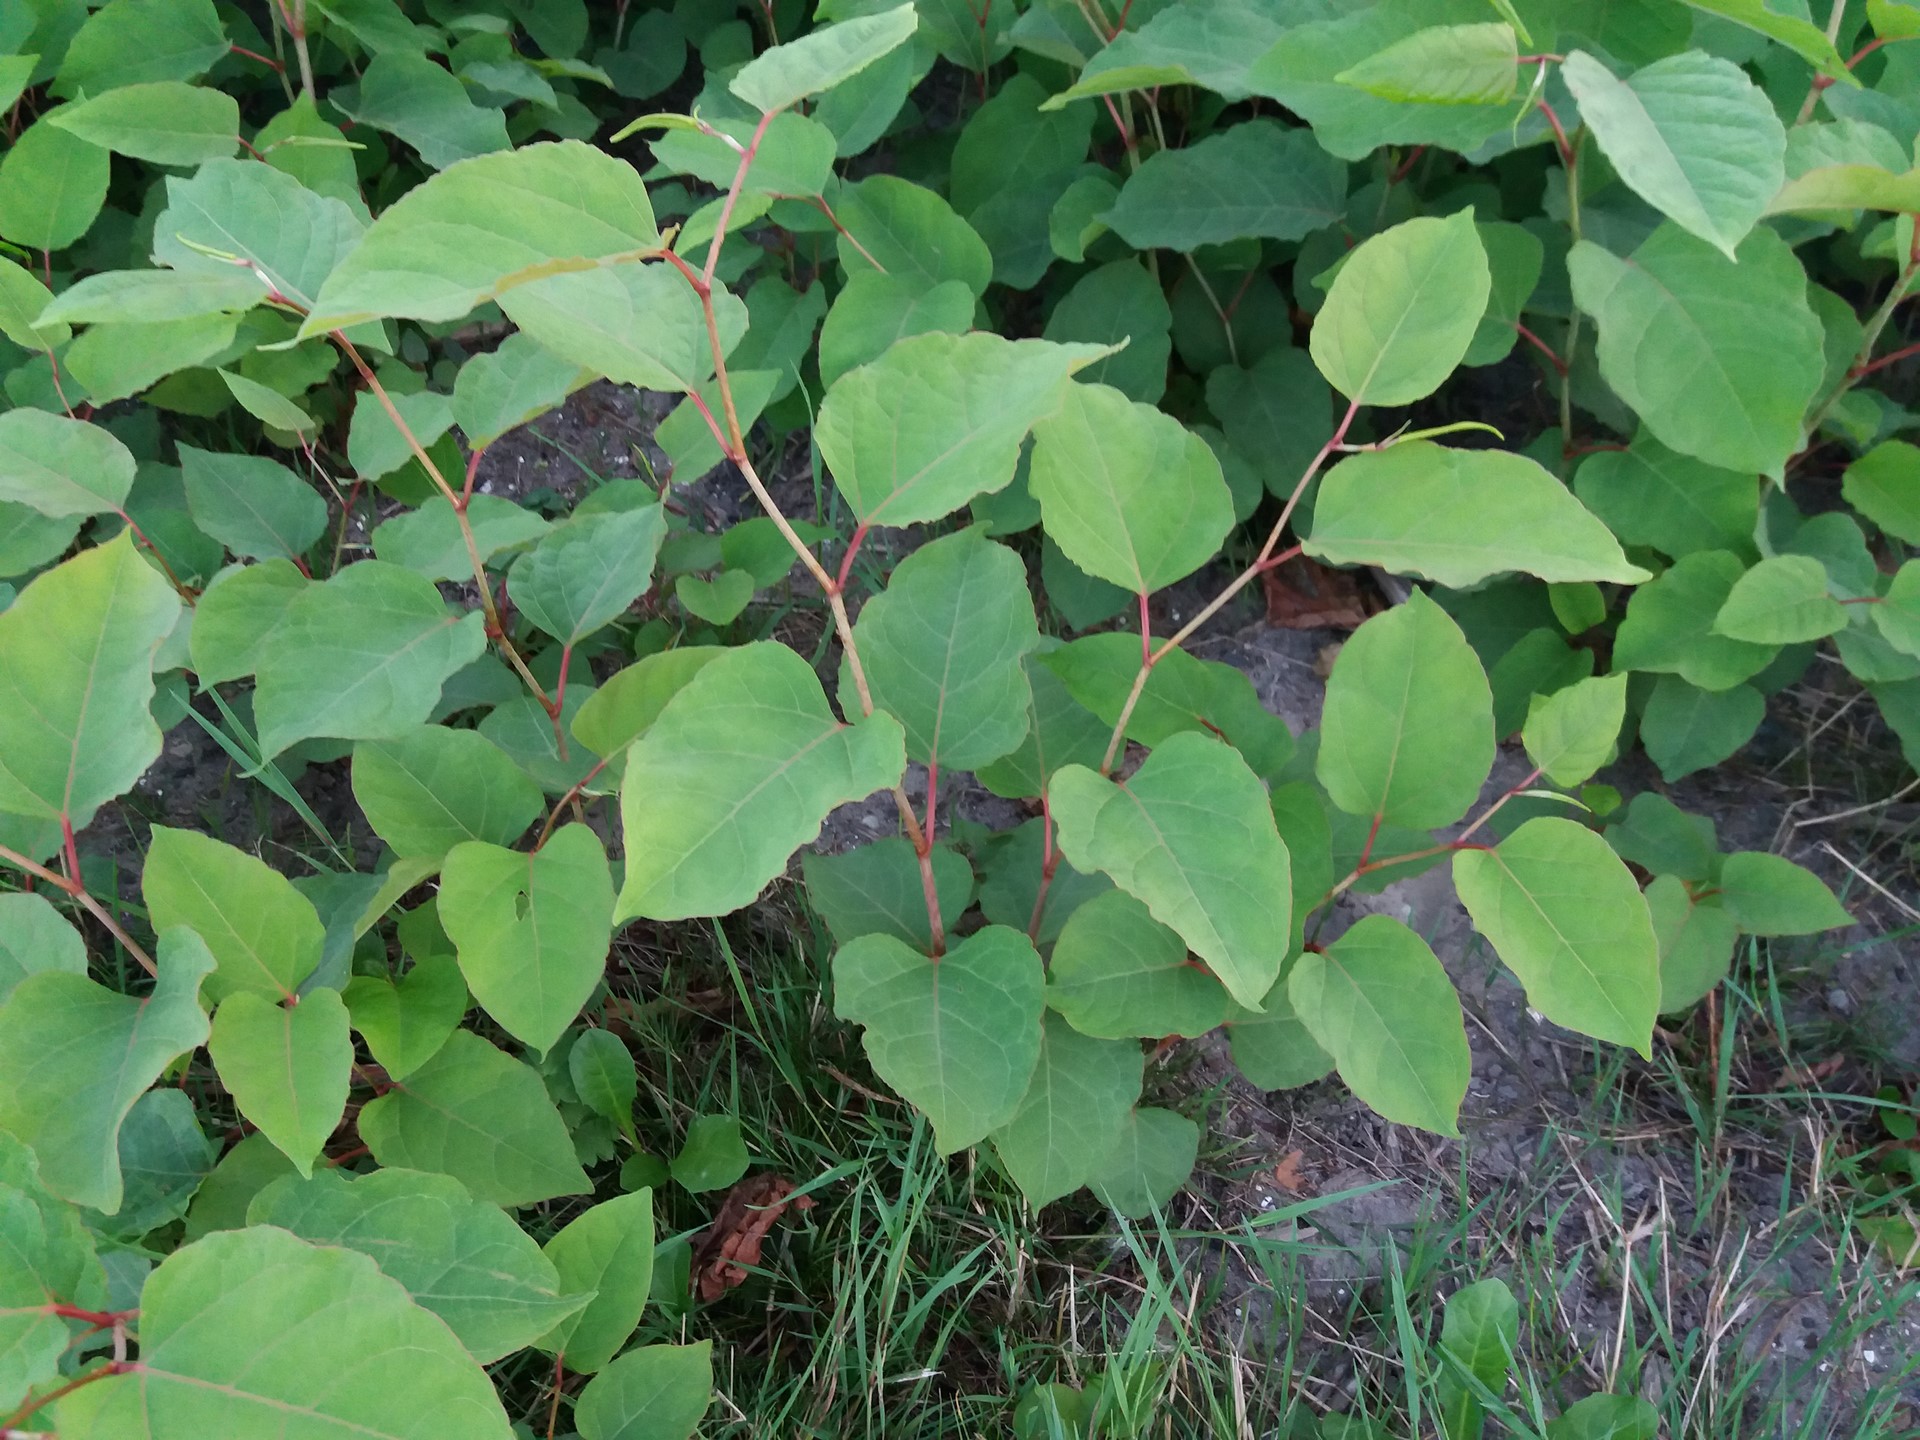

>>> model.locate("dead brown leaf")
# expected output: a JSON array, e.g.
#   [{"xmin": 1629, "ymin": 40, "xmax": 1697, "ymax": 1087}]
[
  {"xmin": 691, "ymin": 1172, "xmax": 817, "ymax": 1302},
  {"xmin": 1260, "ymin": 556, "xmax": 1374, "ymax": 632},
  {"xmin": 1271, "ymin": 1148, "xmax": 1310, "ymax": 1194}
]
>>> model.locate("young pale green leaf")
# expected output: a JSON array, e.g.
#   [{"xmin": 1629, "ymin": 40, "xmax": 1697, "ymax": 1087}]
[
  {"xmin": 818, "ymin": 271, "xmax": 976, "ymax": 388},
  {"xmin": 834, "ymin": 926, "xmax": 1046, "ymax": 1153},
  {"xmin": 1437, "ymin": 1278, "xmax": 1519, "ymax": 1440},
  {"xmin": 0, "ymin": 409, "xmax": 136, "ymax": 519},
  {"xmin": 1227, "ymin": 976, "xmax": 1335, "ymax": 1090},
  {"xmin": 1289, "ymin": 914, "xmax": 1470, "ymax": 1137},
  {"xmin": 1681, "ymin": 0, "xmax": 1853, "ymax": 80},
  {"xmin": 342, "ymin": 953, "xmax": 468, "ymax": 1080},
  {"xmin": 1562, "ymin": 50, "xmax": 1784, "ymax": 258},
  {"xmin": 1050, "ymin": 731, "xmax": 1291, "ymax": 1011},
  {"xmin": 1522, "ymin": 675, "xmax": 1627, "ymax": 788},
  {"xmin": 1087, "ymin": 1106, "xmax": 1200, "ymax": 1218},
  {"xmin": 1841, "ymin": 440, "xmax": 1920, "ymax": 544},
  {"xmin": 1305, "ymin": 443, "xmax": 1647, "ymax": 587},
  {"xmin": 0, "ymin": 535, "xmax": 180, "ymax": 827},
  {"xmin": 252, "ymin": 561, "xmax": 488, "ymax": 759},
  {"xmin": 53, "ymin": 1227, "xmax": 513, "ymax": 1440},
  {"xmin": 39, "ymin": 269, "xmax": 262, "ymax": 327},
  {"xmin": 1317, "ymin": 591, "xmax": 1493, "ymax": 829},
  {"xmin": 538, "ymin": 1190, "xmax": 657, "ymax": 1373},
  {"xmin": 1647, "ymin": 876, "xmax": 1737, "ymax": 1014},
  {"xmin": 801, "ymin": 838, "xmax": 975, "ymax": 952},
  {"xmin": 0, "ymin": 929, "xmax": 213, "ymax": 1214},
  {"xmin": 144, "ymin": 826, "xmax": 325, "ymax": 1004},
  {"xmin": 372, "ymin": 496, "xmax": 551, "ymax": 583},
  {"xmin": 1543, "ymin": 1392, "xmax": 1660, "ymax": 1440},
  {"xmin": 439, "ymin": 824, "xmax": 614, "ymax": 1054},
  {"xmin": 47, "ymin": 81, "xmax": 238, "ymax": 166},
  {"xmin": 178, "ymin": 445, "xmax": 328, "ymax": 562},
  {"xmin": 569, "ymin": 1030, "xmax": 639, "ymax": 1137},
  {"xmin": 358, "ymin": 1030, "xmax": 589, "ymax": 1208},
  {"xmin": 1641, "ymin": 676, "xmax": 1764, "ymax": 781},
  {"xmin": 508, "ymin": 505, "xmax": 668, "ymax": 646},
  {"xmin": 351, "ymin": 726, "xmax": 545, "ymax": 859},
  {"xmin": 1336, "ymin": 22, "xmax": 1517, "ymax": 104},
  {"xmin": 0, "ymin": 114, "xmax": 110, "ymax": 252},
  {"xmin": 574, "ymin": 1341, "xmax": 713, "ymax": 1440},
  {"xmin": 1029, "ymin": 382, "xmax": 1234, "ymax": 594},
  {"xmin": 991, "ymin": 1012, "xmax": 1143, "ymax": 1207},
  {"xmin": 451, "ymin": 332, "xmax": 591, "ymax": 449},
  {"xmin": 1712, "ymin": 555, "xmax": 1845, "ymax": 643},
  {"xmin": 502, "ymin": 261, "xmax": 746, "ymax": 393},
  {"xmin": 1102, "ymin": 121, "xmax": 1347, "ymax": 252},
  {"xmin": 1453, "ymin": 817, "xmax": 1660, "ymax": 1055},
  {"xmin": 1573, "ymin": 432, "xmax": 1759, "ymax": 557},
  {"xmin": 572, "ymin": 647, "xmax": 728, "ymax": 760},
  {"xmin": 849, "ymin": 527, "xmax": 1039, "ymax": 769},
  {"xmin": 1311, "ymin": 210, "xmax": 1490, "ymax": 407},
  {"xmin": 731, "ymin": 4, "xmax": 918, "ymax": 112},
  {"xmin": 207, "ymin": 989, "xmax": 352, "ymax": 1177},
  {"xmin": 1716, "ymin": 851, "xmax": 1851, "ymax": 935},
  {"xmin": 1568, "ymin": 225, "xmax": 1823, "ymax": 477},
  {"xmin": 154, "ymin": 160, "xmax": 365, "ymax": 311},
  {"xmin": 1613, "ymin": 550, "xmax": 1777, "ymax": 690},
  {"xmin": 817, "ymin": 332, "xmax": 1111, "ymax": 526},
  {"xmin": 616, "ymin": 643, "xmax": 904, "ymax": 921},
  {"xmin": 248, "ymin": 1167, "xmax": 584, "ymax": 1364},
  {"xmin": 0, "ymin": 894, "xmax": 87, "ymax": 1005},
  {"xmin": 1046, "ymin": 890, "xmax": 1230, "ymax": 1039},
  {"xmin": 302, "ymin": 141, "xmax": 659, "ymax": 332},
  {"xmin": 188, "ymin": 560, "xmax": 307, "ymax": 684}
]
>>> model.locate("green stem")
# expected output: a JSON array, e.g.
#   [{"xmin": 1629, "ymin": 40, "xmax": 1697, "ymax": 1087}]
[
  {"xmin": 1804, "ymin": 234, "xmax": 1920, "ymax": 440},
  {"xmin": 0, "ymin": 841, "xmax": 158, "ymax": 978}
]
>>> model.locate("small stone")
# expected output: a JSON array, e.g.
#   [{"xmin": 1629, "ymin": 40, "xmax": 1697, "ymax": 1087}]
[{"xmin": 1827, "ymin": 987, "xmax": 1854, "ymax": 1015}]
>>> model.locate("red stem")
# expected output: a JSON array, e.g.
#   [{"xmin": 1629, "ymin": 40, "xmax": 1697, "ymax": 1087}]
[
  {"xmin": 1, "ymin": 1361, "xmax": 129, "ymax": 1430},
  {"xmin": 835, "ymin": 521, "xmax": 869, "ymax": 594},
  {"xmin": 1537, "ymin": 99, "xmax": 1575, "ymax": 169},
  {"xmin": 461, "ymin": 447, "xmax": 483, "ymax": 505},
  {"xmin": 1853, "ymin": 338, "xmax": 1920, "ymax": 379},
  {"xmin": 230, "ymin": 43, "xmax": 286, "ymax": 71},
  {"xmin": 703, "ymin": 109, "xmax": 775, "ymax": 291},
  {"xmin": 1513, "ymin": 320, "xmax": 1568, "ymax": 375},
  {"xmin": 1028, "ymin": 793, "xmax": 1060, "ymax": 945}
]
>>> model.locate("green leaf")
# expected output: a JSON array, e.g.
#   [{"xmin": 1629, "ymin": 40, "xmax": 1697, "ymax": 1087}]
[
  {"xmin": 1647, "ymin": 875, "xmax": 1737, "ymax": 1013},
  {"xmin": 54, "ymin": 0, "xmax": 227, "ymax": 94},
  {"xmin": 54, "ymin": 1227, "xmax": 512, "ymax": 1440},
  {"xmin": 252, "ymin": 561, "xmax": 488, "ymax": 759},
  {"xmin": 0, "ymin": 257, "xmax": 68, "ymax": 352},
  {"xmin": 345, "ymin": 50, "xmax": 510, "ymax": 169},
  {"xmin": 614, "ymin": 642, "xmax": 905, "ymax": 922},
  {"xmin": 342, "ymin": 953, "xmax": 469, "ymax": 1080},
  {"xmin": 1523, "ymin": 674, "xmax": 1627, "ymax": 787},
  {"xmin": 1337, "ymin": 22, "xmax": 1517, "ymax": 104},
  {"xmin": 83, "ymin": 1086, "xmax": 211, "ymax": 1239},
  {"xmin": 1453, "ymin": 816, "xmax": 1660, "ymax": 1054},
  {"xmin": 501, "ymin": 261, "xmax": 746, "ymax": 393},
  {"xmin": 801, "ymin": 838, "xmax": 974, "ymax": 951},
  {"xmin": 0, "ymin": 894, "xmax": 87, "ymax": 1005},
  {"xmin": 1572, "ymin": 431, "xmax": 1759, "ymax": 558},
  {"xmin": 0, "ymin": 113, "xmax": 110, "ymax": 252},
  {"xmin": 40, "ymin": 270, "xmax": 263, "ymax": 327},
  {"xmin": 348, "ymin": 389, "xmax": 454, "ymax": 482},
  {"xmin": 451, "ymin": 332, "xmax": 590, "ymax": 449},
  {"xmin": 207, "ymin": 989, "xmax": 352, "ymax": 1176},
  {"xmin": 1317, "ymin": 591, "xmax": 1494, "ymax": 829},
  {"xmin": 1681, "ymin": 0, "xmax": 1852, "ymax": 81},
  {"xmin": 188, "ymin": 560, "xmax": 307, "ymax": 684},
  {"xmin": 1050, "ymin": 731, "xmax": 1292, "ymax": 1011},
  {"xmin": 178, "ymin": 444, "xmax": 328, "ymax": 562},
  {"xmin": 155, "ymin": 159, "xmax": 366, "ymax": 312},
  {"xmin": 569, "ymin": 1030, "xmax": 638, "ymax": 1137},
  {"xmin": 731, "ymin": 4, "xmax": 918, "ymax": 113},
  {"xmin": 248, "ymin": 1166, "xmax": 584, "ymax": 1364},
  {"xmin": 0, "ymin": 534, "xmax": 180, "ymax": 827},
  {"xmin": 818, "ymin": 271, "xmax": 975, "ymax": 389},
  {"xmin": 1228, "ymin": 971, "xmax": 1335, "ymax": 1090},
  {"xmin": 1842, "ymin": 439, "xmax": 1920, "ymax": 544},
  {"xmin": 1289, "ymin": 914, "xmax": 1470, "ymax": 1136},
  {"xmin": 833, "ymin": 174, "xmax": 994, "ymax": 296},
  {"xmin": 0, "ymin": 1149, "xmax": 109, "ymax": 1411},
  {"xmin": 1437, "ymin": 1278, "xmax": 1518, "ymax": 1440},
  {"xmin": 357, "ymin": 1030, "xmax": 590, "ymax": 1207},
  {"xmin": 1544, "ymin": 1392, "xmax": 1659, "ymax": 1440},
  {"xmin": 674, "ymin": 569, "xmax": 753, "ymax": 624},
  {"xmin": 538, "ymin": 1190, "xmax": 656, "ymax": 1372},
  {"xmin": 991, "ymin": 1012, "xmax": 1142, "ymax": 1207},
  {"xmin": 0, "ymin": 928, "xmax": 212, "ymax": 1213},
  {"xmin": 0, "ymin": 408, "xmax": 136, "ymax": 518},
  {"xmin": 1716, "ymin": 851, "xmax": 1850, "ymax": 935},
  {"xmin": 1568, "ymin": 225, "xmax": 1824, "ymax": 477},
  {"xmin": 834, "ymin": 926, "xmax": 1046, "ymax": 1152},
  {"xmin": 1306, "ymin": 443, "xmax": 1648, "ymax": 587},
  {"xmin": 1311, "ymin": 210, "xmax": 1490, "ymax": 407},
  {"xmin": 351, "ymin": 726, "xmax": 545, "ymax": 859},
  {"xmin": 575, "ymin": 1341, "xmax": 713, "ymax": 1440},
  {"xmin": 1046, "ymin": 0, "xmax": 1288, "ymax": 105},
  {"xmin": 303, "ymin": 140, "xmax": 659, "ymax": 332},
  {"xmin": 1040, "ymin": 259, "xmax": 1172, "ymax": 404},
  {"xmin": 818, "ymin": 332, "xmax": 1110, "ymax": 526},
  {"xmin": 480, "ymin": 688, "xmax": 600, "ymax": 797},
  {"xmin": 1562, "ymin": 50, "xmax": 1784, "ymax": 258},
  {"xmin": 220, "ymin": 370, "xmax": 316, "ymax": 434},
  {"xmin": 1087, "ymin": 1106, "xmax": 1200, "ymax": 1218},
  {"xmin": 1046, "ymin": 890, "xmax": 1229, "ymax": 1039},
  {"xmin": 572, "ymin": 647, "xmax": 728, "ymax": 760},
  {"xmin": 1029, "ymin": 382, "xmax": 1234, "ymax": 594},
  {"xmin": 1464, "ymin": 221, "xmax": 1545, "ymax": 367},
  {"xmin": 1102, "ymin": 121, "xmax": 1347, "ymax": 252},
  {"xmin": 650, "ymin": 114, "xmax": 838, "ymax": 198},
  {"xmin": 373, "ymin": 496, "xmax": 551, "ymax": 583},
  {"xmin": 1876, "ymin": 561, "xmax": 1920, "ymax": 657},
  {"xmin": 143, "ymin": 826, "xmax": 325, "ymax": 1003},
  {"xmin": 1712, "ymin": 555, "xmax": 1844, "ymax": 643},
  {"xmin": 507, "ymin": 505, "xmax": 667, "ymax": 646},
  {"xmin": 47, "ymin": 81, "xmax": 237, "ymax": 166},
  {"xmin": 66, "ymin": 313, "xmax": 239, "ymax": 405},
  {"xmin": 975, "ymin": 649, "xmax": 1110, "ymax": 800},
  {"xmin": 1613, "ymin": 550, "xmax": 1777, "ymax": 690},
  {"xmin": 1765, "ymin": 162, "xmax": 1920, "ymax": 216},
  {"xmin": 671, "ymin": 1114, "xmax": 749, "ymax": 1193},
  {"xmin": 439, "ymin": 824, "xmax": 613, "ymax": 1054}
]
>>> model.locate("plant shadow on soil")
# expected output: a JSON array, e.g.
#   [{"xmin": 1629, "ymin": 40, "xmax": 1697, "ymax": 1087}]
[{"xmin": 82, "ymin": 377, "xmax": 1920, "ymax": 1438}]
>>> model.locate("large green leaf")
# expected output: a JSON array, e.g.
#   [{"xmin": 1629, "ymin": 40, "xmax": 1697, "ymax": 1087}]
[
  {"xmin": 0, "ymin": 408, "xmax": 136, "ymax": 518},
  {"xmin": 1316, "ymin": 590, "xmax": 1493, "ymax": 829},
  {"xmin": 0, "ymin": 894, "xmax": 87, "ymax": 1005},
  {"xmin": 47, "ymin": 81, "xmax": 237, "ymax": 166},
  {"xmin": 1086, "ymin": 1106, "xmax": 1201, "ymax": 1218},
  {"xmin": 188, "ymin": 560, "xmax": 307, "ymax": 684},
  {"xmin": 1310, "ymin": 210, "xmax": 1490, "ymax": 407},
  {"xmin": 730, "ymin": 3, "xmax": 918, "ymax": 112},
  {"xmin": 834, "ymin": 926, "xmax": 1046, "ymax": 1152},
  {"xmin": 650, "ymin": 114, "xmax": 838, "ymax": 199},
  {"xmin": 1028, "ymin": 381, "xmax": 1234, "ymax": 594},
  {"xmin": 1305, "ymin": 443, "xmax": 1648, "ymax": 587},
  {"xmin": 207, "ymin": 990, "xmax": 352, "ymax": 1176},
  {"xmin": 342, "ymin": 953, "xmax": 469, "ymax": 1081},
  {"xmin": 372, "ymin": 496, "xmax": 550, "ymax": 583},
  {"xmin": 991, "ymin": 1013, "xmax": 1142, "ymax": 1207},
  {"xmin": 574, "ymin": 1341, "xmax": 712, "ymax": 1440},
  {"xmin": 0, "ymin": 257, "xmax": 67, "ymax": 352},
  {"xmin": 178, "ymin": 445, "xmax": 328, "ymax": 562},
  {"xmin": 1453, "ymin": 817, "xmax": 1660, "ymax": 1054},
  {"xmin": 1612, "ymin": 550, "xmax": 1776, "ymax": 690},
  {"xmin": 54, "ymin": 0, "xmax": 227, "ymax": 94},
  {"xmin": 1102, "ymin": 121, "xmax": 1347, "ymax": 252},
  {"xmin": 1568, "ymin": 225, "xmax": 1823, "ymax": 477},
  {"xmin": 303, "ymin": 141, "xmax": 660, "ymax": 332},
  {"xmin": 499, "ymin": 260, "xmax": 746, "ymax": 393},
  {"xmin": 818, "ymin": 271, "xmax": 975, "ymax": 388},
  {"xmin": 538, "ymin": 1190, "xmax": 657, "ymax": 1373},
  {"xmin": 0, "ymin": 113, "xmax": 110, "ymax": 252},
  {"xmin": 1712, "ymin": 555, "xmax": 1845, "ymax": 643},
  {"xmin": 1716, "ymin": 851, "xmax": 1850, "ymax": 935},
  {"xmin": 66, "ymin": 313, "xmax": 239, "ymax": 405},
  {"xmin": 1289, "ymin": 914, "xmax": 1469, "ymax": 1136},
  {"xmin": 1572, "ymin": 431, "xmax": 1759, "ymax": 558},
  {"xmin": 1046, "ymin": 890, "xmax": 1229, "ymax": 1039},
  {"xmin": 251, "ymin": 561, "xmax": 488, "ymax": 759},
  {"xmin": 154, "ymin": 160, "xmax": 365, "ymax": 312},
  {"xmin": 848, "ymin": 527, "xmax": 1040, "ymax": 769},
  {"xmin": 817, "ymin": 331, "xmax": 1109, "ymax": 526},
  {"xmin": 1047, "ymin": 0, "xmax": 1288, "ymax": 104},
  {"xmin": 975, "ymin": 649, "xmax": 1111, "ymax": 800},
  {"xmin": 345, "ymin": 51, "xmax": 509, "ymax": 170},
  {"xmin": 357, "ymin": 1030, "xmax": 590, "ymax": 1208},
  {"xmin": 1050, "ymin": 731, "xmax": 1291, "ymax": 1011},
  {"xmin": 54, "ymin": 1227, "xmax": 513, "ymax": 1439},
  {"xmin": 38, "ymin": 269, "xmax": 262, "ymax": 327},
  {"xmin": 1041, "ymin": 258, "xmax": 1173, "ymax": 403},
  {"xmin": 572, "ymin": 647, "xmax": 728, "ymax": 761},
  {"xmin": 508, "ymin": 505, "xmax": 668, "ymax": 647},
  {"xmin": 0, "ymin": 534, "xmax": 179, "ymax": 829},
  {"xmin": 1562, "ymin": 50, "xmax": 1784, "ymax": 258},
  {"xmin": 451, "ymin": 332, "xmax": 590, "ymax": 449},
  {"xmin": 0, "ymin": 1138, "xmax": 109, "ymax": 1412},
  {"xmin": 0, "ymin": 929, "xmax": 212, "ymax": 1213},
  {"xmin": 1522, "ymin": 674, "xmax": 1627, "ymax": 788},
  {"xmin": 833, "ymin": 174, "xmax": 994, "ymax": 296},
  {"xmin": 439, "ymin": 825, "xmax": 613, "ymax": 1054},
  {"xmin": 143, "ymin": 826, "xmax": 325, "ymax": 1004},
  {"xmin": 1337, "ymin": 22, "xmax": 1518, "ymax": 104},
  {"xmin": 352, "ymin": 727, "xmax": 545, "ymax": 860},
  {"xmin": 614, "ymin": 642, "xmax": 905, "ymax": 922},
  {"xmin": 1843, "ymin": 441, "xmax": 1920, "ymax": 544}
]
